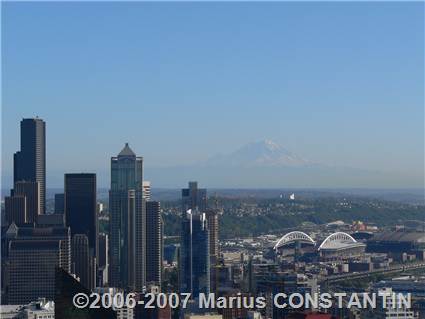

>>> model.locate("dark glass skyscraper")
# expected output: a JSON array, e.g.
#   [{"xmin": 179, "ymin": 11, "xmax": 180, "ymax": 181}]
[
  {"xmin": 109, "ymin": 143, "xmax": 146, "ymax": 291},
  {"xmin": 14, "ymin": 181, "xmax": 40, "ymax": 223},
  {"xmin": 13, "ymin": 118, "xmax": 46, "ymax": 214},
  {"xmin": 182, "ymin": 181, "xmax": 207, "ymax": 212},
  {"xmin": 180, "ymin": 210, "xmax": 210, "ymax": 297},
  {"xmin": 64, "ymin": 173, "xmax": 98, "ymax": 260},
  {"xmin": 71, "ymin": 234, "xmax": 92, "ymax": 289},
  {"xmin": 54, "ymin": 193, "xmax": 65, "ymax": 214}
]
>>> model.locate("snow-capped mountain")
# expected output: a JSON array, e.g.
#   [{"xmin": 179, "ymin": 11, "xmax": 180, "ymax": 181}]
[{"xmin": 204, "ymin": 139, "xmax": 311, "ymax": 167}]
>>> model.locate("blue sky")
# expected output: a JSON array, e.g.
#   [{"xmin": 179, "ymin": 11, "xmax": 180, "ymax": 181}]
[{"xmin": 2, "ymin": 2, "xmax": 424, "ymax": 188}]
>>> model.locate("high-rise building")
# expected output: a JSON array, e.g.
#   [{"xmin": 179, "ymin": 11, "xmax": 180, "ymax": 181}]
[
  {"xmin": 54, "ymin": 193, "xmax": 65, "ymax": 214},
  {"xmin": 14, "ymin": 181, "xmax": 40, "ymax": 223},
  {"xmin": 206, "ymin": 209, "xmax": 219, "ymax": 265},
  {"xmin": 109, "ymin": 143, "xmax": 146, "ymax": 290},
  {"xmin": 98, "ymin": 233, "xmax": 109, "ymax": 269},
  {"xmin": 143, "ymin": 181, "xmax": 151, "ymax": 201},
  {"xmin": 13, "ymin": 118, "xmax": 46, "ymax": 214},
  {"xmin": 4, "ymin": 224, "xmax": 71, "ymax": 304},
  {"xmin": 64, "ymin": 173, "xmax": 98, "ymax": 260},
  {"xmin": 8, "ymin": 240, "xmax": 64, "ymax": 304},
  {"xmin": 71, "ymin": 234, "xmax": 92, "ymax": 289},
  {"xmin": 146, "ymin": 201, "xmax": 163, "ymax": 288},
  {"xmin": 182, "ymin": 182, "xmax": 207, "ymax": 212},
  {"xmin": 180, "ymin": 210, "xmax": 210, "ymax": 297},
  {"xmin": 3, "ymin": 223, "xmax": 71, "ymax": 272},
  {"xmin": 55, "ymin": 268, "xmax": 116, "ymax": 319},
  {"xmin": 98, "ymin": 232, "xmax": 109, "ymax": 286},
  {"xmin": 4, "ymin": 195, "xmax": 26, "ymax": 225},
  {"xmin": 206, "ymin": 209, "xmax": 220, "ymax": 293}
]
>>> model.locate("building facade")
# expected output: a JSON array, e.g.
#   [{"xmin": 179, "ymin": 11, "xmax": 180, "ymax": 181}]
[
  {"xmin": 64, "ymin": 173, "xmax": 98, "ymax": 259},
  {"xmin": 4, "ymin": 195, "xmax": 27, "ymax": 225},
  {"xmin": 8, "ymin": 240, "xmax": 65, "ymax": 304},
  {"xmin": 109, "ymin": 143, "xmax": 146, "ymax": 291},
  {"xmin": 146, "ymin": 201, "xmax": 163, "ymax": 288},
  {"xmin": 182, "ymin": 182, "xmax": 207, "ymax": 212},
  {"xmin": 13, "ymin": 118, "xmax": 46, "ymax": 214},
  {"xmin": 180, "ymin": 210, "xmax": 210, "ymax": 297},
  {"xmin": 14, "ymin": 181, "xmax": 40, "ymax": 223}
]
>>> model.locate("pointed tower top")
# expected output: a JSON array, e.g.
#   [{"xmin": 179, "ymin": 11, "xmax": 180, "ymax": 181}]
[{"xmin": 118, "ymin": 143, "xmax": 136, "ymax": 156}]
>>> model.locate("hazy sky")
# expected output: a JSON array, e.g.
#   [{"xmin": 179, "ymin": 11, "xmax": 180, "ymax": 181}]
[{"xmin": 2, "ymin": 2, "xmax": 424, "ymax": 188}]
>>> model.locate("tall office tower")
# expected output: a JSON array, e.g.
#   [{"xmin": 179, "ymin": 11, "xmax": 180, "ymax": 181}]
[
  {"xmin": 4, "ymin": 195, "xmax": 26, "ymax": 225},
  {"xmin": 14, "ymin": 181, "xmax": 40, "ymax": 223},
  {"xmin": 206, "ymin": 209, "xmax": 219, "ymax": 265},
  {"xmin": 180, "ymin": 210, "xmax": 210, "ymax": 297},
  {"xmin": 98, "ymin": 233, "xmax": 109, "ymax": 269},
  {"xmin": 206, "ymin": 209, "xmax": 219, "ymax": 293},
  {"xmin": 3, "ymin": 224, "xmax": 71, "ymax": 272},
  {"xmin": 8, "ymin": 240, "xmax": 66, "ymax": 304},
  {"xmin": 71, "ymin": 234, "xmax": 91, "ymax": 289},
  {"xmin": 13, "ymin": 118, "xmax": 46, "ymax": 214},
  {"xmin": 109, "ymin": 143, "xmax": 145, "ymax": 290},
  {"xmin": 64, "ymin": 173, "xmax": 98, "ymax": 261},
  {"xmin": 98, "ymin": 233, "xmax": 109, "ymax": 286},
  {"xmin": 181, "ymin": 181, "xmax": 207, "ymax": 212},
  {"xmin": 143, "ymin": 181, "xmax": 151, "ymax": 201},
  {"xmin": 54, "ymin": 193, "xmax": 64, "ymax": 214},
  {"xmin": 146, "ymin": 201, "xmax": 163, "ymax": 288}
]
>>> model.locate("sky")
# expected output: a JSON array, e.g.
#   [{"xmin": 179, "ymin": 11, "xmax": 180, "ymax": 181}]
[{"xmin": 2, "ymin": 2, "xmax": 424, "ymax": 188}]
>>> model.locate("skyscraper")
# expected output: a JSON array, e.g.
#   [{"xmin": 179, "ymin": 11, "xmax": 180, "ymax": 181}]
[
  {"xmin": 109, "ymin": 143, "xmax": 145, "ymax": 290},
  {"xmin": 206, "ymin": 209, "xmax": 219, "ymax": 265},
  {"xmin": 14, "ymin": 181, "xmax": 40, "ymax": 223},
  {"xmin": 8, "ymin": 240, "xmax": 65, "ymax": 304},
  {"xmin": 71, "ymin": 234, "xmax": 93, "ymax": 289},
  {"xmin": 64, "ymin": 173, "xmax": 98, "ymax": 260},
  {"xmin": 98, "ymin": 233, "xmax": 109, "ymax": 286},
  {"xmin": 180, "ymin": 210, "xmax": 210, "ymax": 297},
  {"xmin": 182, "ymin": 182, "xmax": 207, "ymax": 212},
  {"xmin": 13, "ymin": 118, "xmax": 46, "ymax": 214},
  {"xmin": 4, "ymin": 195, "xmax": 26, "ymax": 225},
  {"xmin": 5, "ymin": 224, "xmax": 71, "ymax": 304},
  {"xmin": 143, "ymin": 181, "xmax": 151, "ymax": 201},
  {"xmin": 3, "ymin": 223, "xmax": 71, "ymax": 272},
  {"xmin": 146, "ymin": 201, "xmax": 163, "ymax": 288},
  {"xmin": 54, "ymin": 193, "xmax": 65, "ymax": 214},
  {"xmin": 206, "ymin": 209, "xmax": 220, "ymax": 293}
]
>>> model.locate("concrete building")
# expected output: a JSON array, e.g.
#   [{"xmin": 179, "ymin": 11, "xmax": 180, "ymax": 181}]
[
  {"xmin": 8, "ymin": 240, "xmax": 66, "ymax": 304},
  {"xmin": 143, "ymin": 181, "xmax": 151, "ymax": 201},
  {"xmin": 0, "ymin": 299, "xmax": 55, "ymax": 319},
  {"xmin": 146, "ymin": 201, "xmax": 163, "ymax": 288}
]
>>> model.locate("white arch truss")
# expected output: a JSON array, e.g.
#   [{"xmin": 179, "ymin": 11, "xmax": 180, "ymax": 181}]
[
  {"xmin": 274, "ymin": 231, "xmax": 316, "ymax": 250},
  {"xmin": 318, "ymin": 232, "xmax": 357, "ymax": 250}
]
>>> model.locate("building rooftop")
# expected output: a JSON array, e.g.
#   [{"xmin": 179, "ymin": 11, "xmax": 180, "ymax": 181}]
[
  {"xmin": 371, "ymin": 231, "xmax": 425, "ymax": 243},
  {"xmin": 118, "ymin": 143, "xmax": 136, "ymax": 156}
]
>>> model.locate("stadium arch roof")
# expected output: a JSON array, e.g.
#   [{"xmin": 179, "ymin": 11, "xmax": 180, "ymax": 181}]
[
  {"xmin": 274, "ymin": 231, "xmax": 315, "ymax": 250},
  {"xmin": 318, "ymin": 232, "xmax": 358, "ymax": 250}
]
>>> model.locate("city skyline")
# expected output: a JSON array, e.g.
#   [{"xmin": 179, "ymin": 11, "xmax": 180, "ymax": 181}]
[{"xmin": 2, "ymin": 2, "xmax": 424, "ymax": 188}]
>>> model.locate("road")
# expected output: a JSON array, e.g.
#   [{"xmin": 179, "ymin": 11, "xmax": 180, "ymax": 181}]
[{"xmin": 320, "ymin": 262, "xmax": 425, "ymax": 283}]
